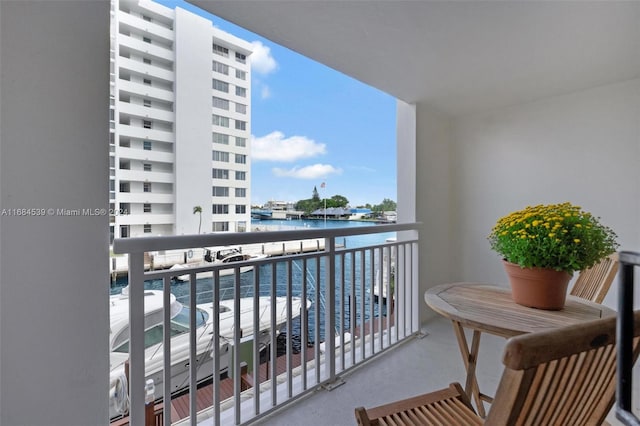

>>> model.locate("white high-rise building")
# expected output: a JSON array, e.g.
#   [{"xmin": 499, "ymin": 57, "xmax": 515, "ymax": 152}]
[{"xmin": 109, "ymin": 0, "xmax": 252, "ymax": 240}]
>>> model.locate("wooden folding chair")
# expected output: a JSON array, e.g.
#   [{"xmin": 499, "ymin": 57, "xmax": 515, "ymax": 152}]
[
  {"xmin": 355, "ymin": 310, "xmax": 640, "ymax": 426},
  {"xmin": 569, "ymin": 252, "xmax": 619, "ymax": 303}
]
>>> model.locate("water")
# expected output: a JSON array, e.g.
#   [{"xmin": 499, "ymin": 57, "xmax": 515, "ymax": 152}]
[{"xmin": 111, "ymin": 219, "xmax": 395, "ymax": 343}]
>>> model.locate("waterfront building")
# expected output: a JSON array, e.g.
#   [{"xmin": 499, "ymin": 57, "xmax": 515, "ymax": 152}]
[{"xmin": 110, "ymin": 0, "xmax": 252, "ymax": 240}]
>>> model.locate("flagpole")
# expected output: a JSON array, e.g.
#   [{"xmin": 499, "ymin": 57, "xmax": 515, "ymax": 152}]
[{"xmin": 324, "ymin": 196, "xmax": 326, "ymax": 226}]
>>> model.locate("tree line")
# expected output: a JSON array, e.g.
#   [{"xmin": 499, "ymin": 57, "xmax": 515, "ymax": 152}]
[{"xmin": 293, "ymin": 186, "xmax": 396, "ymax": 216}]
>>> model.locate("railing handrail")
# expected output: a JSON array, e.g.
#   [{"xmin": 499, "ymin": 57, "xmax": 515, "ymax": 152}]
[{"xmin": 113, "ymin": 222, "xmax": 419, "ymax": 254}]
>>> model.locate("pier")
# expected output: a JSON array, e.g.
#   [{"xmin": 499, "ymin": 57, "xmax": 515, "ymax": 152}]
[{"xmin": 110, "ymin": 238, "xmax": 335, "ymax": 280}]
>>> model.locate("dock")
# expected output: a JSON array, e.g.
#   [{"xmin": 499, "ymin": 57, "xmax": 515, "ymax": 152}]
[{"xmin": 110, "ymin": 238, "xmax": 334, "ymax": 280}]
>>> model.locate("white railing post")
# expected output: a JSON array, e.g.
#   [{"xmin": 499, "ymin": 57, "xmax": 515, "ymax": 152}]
[
  {"xmin": 324, "ymin": 237, "xmax": 336, "ymax": 384},
  {"xmin": 128, "ymin": 251, "xmax": 145, "ymax": 425}
]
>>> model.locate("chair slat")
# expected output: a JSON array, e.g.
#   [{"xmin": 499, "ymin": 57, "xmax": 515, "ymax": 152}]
[{"xmin": 570, "ymin": 253, "xmax": 619, "ymax": 303}]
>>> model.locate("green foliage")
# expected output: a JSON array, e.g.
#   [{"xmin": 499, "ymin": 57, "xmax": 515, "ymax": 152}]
[
  {"xmin": 326, "ymin": 195, "xmax": 349, "ymax": 208},
  {"xmin": 292, "ymin": 189, "xmax": 396, "ymax": 217},
  {"xmin": 372, "ymin": 198, "xmax": 397, "ymax": 212},
  {"xmin": 488, "ymin": 202, "xmax": 618, "ymax": 274},
  {"xmin": 295, "ymin": 199, "xmax": 320, "ymax": 215}
]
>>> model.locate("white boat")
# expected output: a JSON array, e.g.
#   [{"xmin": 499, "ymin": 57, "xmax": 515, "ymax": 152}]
[
  {"xmin": 109, "ymin": 288, "xmax": 305, "ymax": 419},
  {"xmin": 169, "ymin": 247, "xmax": 267, "ymax": 281}
]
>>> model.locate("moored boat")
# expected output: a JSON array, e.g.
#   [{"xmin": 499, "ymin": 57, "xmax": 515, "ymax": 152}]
[{"xmin": 109, "ymin": 288, "xmax": 305, "ymax": 419}]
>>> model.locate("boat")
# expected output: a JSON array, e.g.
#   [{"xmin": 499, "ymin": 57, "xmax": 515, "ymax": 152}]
[
  {"xmin": 109, "ymin": 288, "xmax": 306, "ymax": 419},
  {"xmin": 169, "ymin": 247, "xmax": 267, "ymax": 281}
]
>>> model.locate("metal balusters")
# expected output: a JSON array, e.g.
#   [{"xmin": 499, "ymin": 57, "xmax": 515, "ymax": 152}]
[
  {"xmin": 188, "ymin": 273, "xmax": 197, "ymax": 422},
  {"xmin": 162, "ymin": 276, "xmax": 172, "ymax": 426},
  {"xmin": 301, "ymin": 257, "xmax": 308, "ymax": 391},
  {"xmin": 128, "ymin": 251, "xmax": 145, "ymax": 425},
  {"xmin": 339, "ymin": 252, "xmax": 346, "ymax": 371},
  {"xmin": 212, "ymin": 270, "xmax": 221, "ymax": 425},
  {"xmin": 314, "ymin": 256, "xmax": 321, "ymax": 386},
  {"xmin": 286, "ymin": 258, "xmax": 293, "ymax": 398},
  {"xmin": 350, "ymin": 251, "xmax": 357, "ymax": 367},
  {"xmin": 111, "ymin": 223, "xmax": 420, "ymax": 425},
  {"xmin": 252, "ymin": 264, "xmax": 260, "ymax": 417},
  {"xmin": 324, "ymin": 237, "xmax": 337, "ymax": 384},
  {"xmin": 233, "ymin": 268, "xmax": 241, "ymax": 425}
]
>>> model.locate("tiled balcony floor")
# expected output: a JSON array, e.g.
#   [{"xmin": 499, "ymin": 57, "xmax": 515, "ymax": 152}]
[{"xmin": 249, "ymin": 316, "xmax": 639, "ymax": 426}]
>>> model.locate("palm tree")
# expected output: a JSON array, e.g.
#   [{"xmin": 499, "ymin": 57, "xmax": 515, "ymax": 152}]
[{"xmin": 193, "ymin": 205, "xmax": 202, "ymax": 234}]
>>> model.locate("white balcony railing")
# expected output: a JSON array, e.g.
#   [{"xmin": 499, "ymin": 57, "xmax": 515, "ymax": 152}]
[{"xmin": 112, "ymin": 223, "xmax": 419, "ymax": 425}]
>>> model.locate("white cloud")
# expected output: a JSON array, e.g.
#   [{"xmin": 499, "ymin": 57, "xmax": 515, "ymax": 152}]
[
  {"xmin": 251, "ymin": 41, "xmax": 277, "ymax": 75},
  {"xmin": 261, "ymin": 85, "xmax": 271, "ymax": 99},
  {"xmin": 273, "ymin": 164, "xmax": 343, "ymax": 179},
  {"xmin": 252, "ymin": 131, "xmax": 326, "ymax": 162}
]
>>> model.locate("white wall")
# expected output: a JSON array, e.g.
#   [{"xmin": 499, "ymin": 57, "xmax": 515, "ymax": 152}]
[
  {"xmin": 417, "ymin": 79, "xmax": 640, "ymax": 313},
  {"xmin": 412, "ymin": 104, "xmax": 453, "ymax": 323},
  {"xmin": 0, "ymin": 1, "xmax": 110, "ymax": 424},
  {"xmin": 174, "ymin": 8, "xmax": 213, "ymax": 235}
]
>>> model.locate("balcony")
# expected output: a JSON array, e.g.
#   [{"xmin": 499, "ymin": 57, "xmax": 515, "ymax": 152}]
[
  {"xmin": 118, "ymin": 101, "xmax": 174, "ymax": 123},
  {"xmin": 116, "ymin": 192, "xmax": 173, "ymax": 204},
  {"xmin": 118, "ymin": 12, "xmax": 174, "ymax": 44},
  {"xmin": 117, "ymin": 146, "xmax": 174, "ymax": 163},
  {"xmin": 112, "ymin": 223, "xmax": 640, "ymax": 426},
  {"xmin": 118, "ymin": 56, "xmax": 174, "ymax": 85},
  {"xmin": 118, "ymin": 79, "xmax": 174, "ymax": 102},
  {"xmin": 117, "ymin": 169, "xmax": 175, "ymax": 184},
  {"xmin": 118, "ymin": 123, "xmax": 174, "ymax": 143},
  {"xmin": 119, "ymin": 33, "xmax": 173, "ymax": 62},
  {"xmin": 112, "ymin": 223, "xmax": 420, "ymax": 425}
]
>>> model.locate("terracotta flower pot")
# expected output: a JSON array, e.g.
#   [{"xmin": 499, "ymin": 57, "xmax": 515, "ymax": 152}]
[{"xmin": 502, "ymin": 260, "xmax": 572, "ymax": 310}]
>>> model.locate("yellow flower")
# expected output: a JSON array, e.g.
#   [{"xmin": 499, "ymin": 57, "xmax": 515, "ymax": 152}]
[{"xmin": 574, "ymin": 239, "xmax": 580, "ymax": 243}]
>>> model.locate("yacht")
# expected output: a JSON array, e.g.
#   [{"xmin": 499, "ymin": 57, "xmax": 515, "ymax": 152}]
[{"xmin": 109, "ymin": 289, "xmax": 306, "ymax": 419}]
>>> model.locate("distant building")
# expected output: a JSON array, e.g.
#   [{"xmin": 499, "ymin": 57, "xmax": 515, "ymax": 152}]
[
  {"xmin": 110, "ymin": 0, "xmax": 252, "ymax": 240},
  {"xmin": 263, "ymin": 200, "xmax": 296, "ymax": 211}
]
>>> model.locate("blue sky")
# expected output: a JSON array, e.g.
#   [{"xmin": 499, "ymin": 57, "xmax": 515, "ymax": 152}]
[{"xmin": 155, "ymin": 0, "xmax": 397, "ymax": 208}]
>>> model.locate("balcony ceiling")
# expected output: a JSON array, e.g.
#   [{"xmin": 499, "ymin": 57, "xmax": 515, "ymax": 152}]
[{"xmin": 190, "ymin": 1, "xmax": 639, "ymax": 116}]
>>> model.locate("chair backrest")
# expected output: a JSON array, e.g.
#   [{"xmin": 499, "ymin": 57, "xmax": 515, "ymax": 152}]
[
  {"xmin": 569, "ymin": 252, "xmax": 619, "ymax": 303},
  {"xmin": 486, "ymin": 310, "xmax": 640, "ymax": 425}
]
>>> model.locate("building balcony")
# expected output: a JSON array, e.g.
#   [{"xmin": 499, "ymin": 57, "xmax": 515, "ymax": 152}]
[
  {"xmin": 111, "ymin": 223, "xmax": 639, "ymax": 426},
  {"xmin": 114, "ymin": 213, "xmax": 174, "ymax": 226},
  {"xmin": 118, "ymin": 124, "xmax": 173, "ymax": 143},
  {"xmin": 116, "ymin": 192, "xmax": 173, "ymax": 204},
  {"xmin": 118, "ymin": 33, "xmax": 173, "ymax": 62},
  {"xmin": 116, "ymin": 169, "xmax": 174, "ymax": 184},
  {"xmin": 117, "ymin": 146, "xmax": 174, "ymax": 163},
  {"xmin": 118, "ymin": 101, "xmax": 174, "ymax": 123},
  {"xmin": 117, "ymin": 56, "xmax": 174, "ymax": 85},
  {"xmin": 118, "ymin": 12, "xmax": 174, "ymax": 44},
  {"xmin": 118, "ymin": 79, "xmax": 174, "ymax": 103}
]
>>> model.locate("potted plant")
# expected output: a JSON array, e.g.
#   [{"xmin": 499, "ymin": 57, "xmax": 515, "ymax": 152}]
[{"xmin": 488, "ymin": 202, "xmax": 618, "ymax": 309}]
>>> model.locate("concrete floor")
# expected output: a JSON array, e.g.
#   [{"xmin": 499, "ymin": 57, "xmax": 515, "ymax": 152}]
[
  {"xmin": 250, "ymin": 318, "xmax": 503, "ymax": 426},
  {"xmin": 246, "ymin": 317, "xmax": 638, "ymax": 426}
]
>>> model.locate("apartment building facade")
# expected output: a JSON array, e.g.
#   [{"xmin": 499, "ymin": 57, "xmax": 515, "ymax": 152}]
[{"xmin": 110, "ymin": 0, "xmax": 252, "ymax": 240}]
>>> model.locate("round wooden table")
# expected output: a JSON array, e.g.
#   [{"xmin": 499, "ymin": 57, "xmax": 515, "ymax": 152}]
[{"xmin": 424, "ymin": 282, "xmax": 616, "ymax": 417}]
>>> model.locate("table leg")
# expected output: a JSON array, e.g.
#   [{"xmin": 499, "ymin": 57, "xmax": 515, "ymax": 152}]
[{"xmin": 451, "ymin": 321, "xmax": 486, "ymax": 418}]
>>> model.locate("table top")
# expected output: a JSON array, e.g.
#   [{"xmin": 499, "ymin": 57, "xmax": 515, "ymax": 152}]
[{"xmin": 425, "ymin": 282, "xmax": 616, "ymax": 338}]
